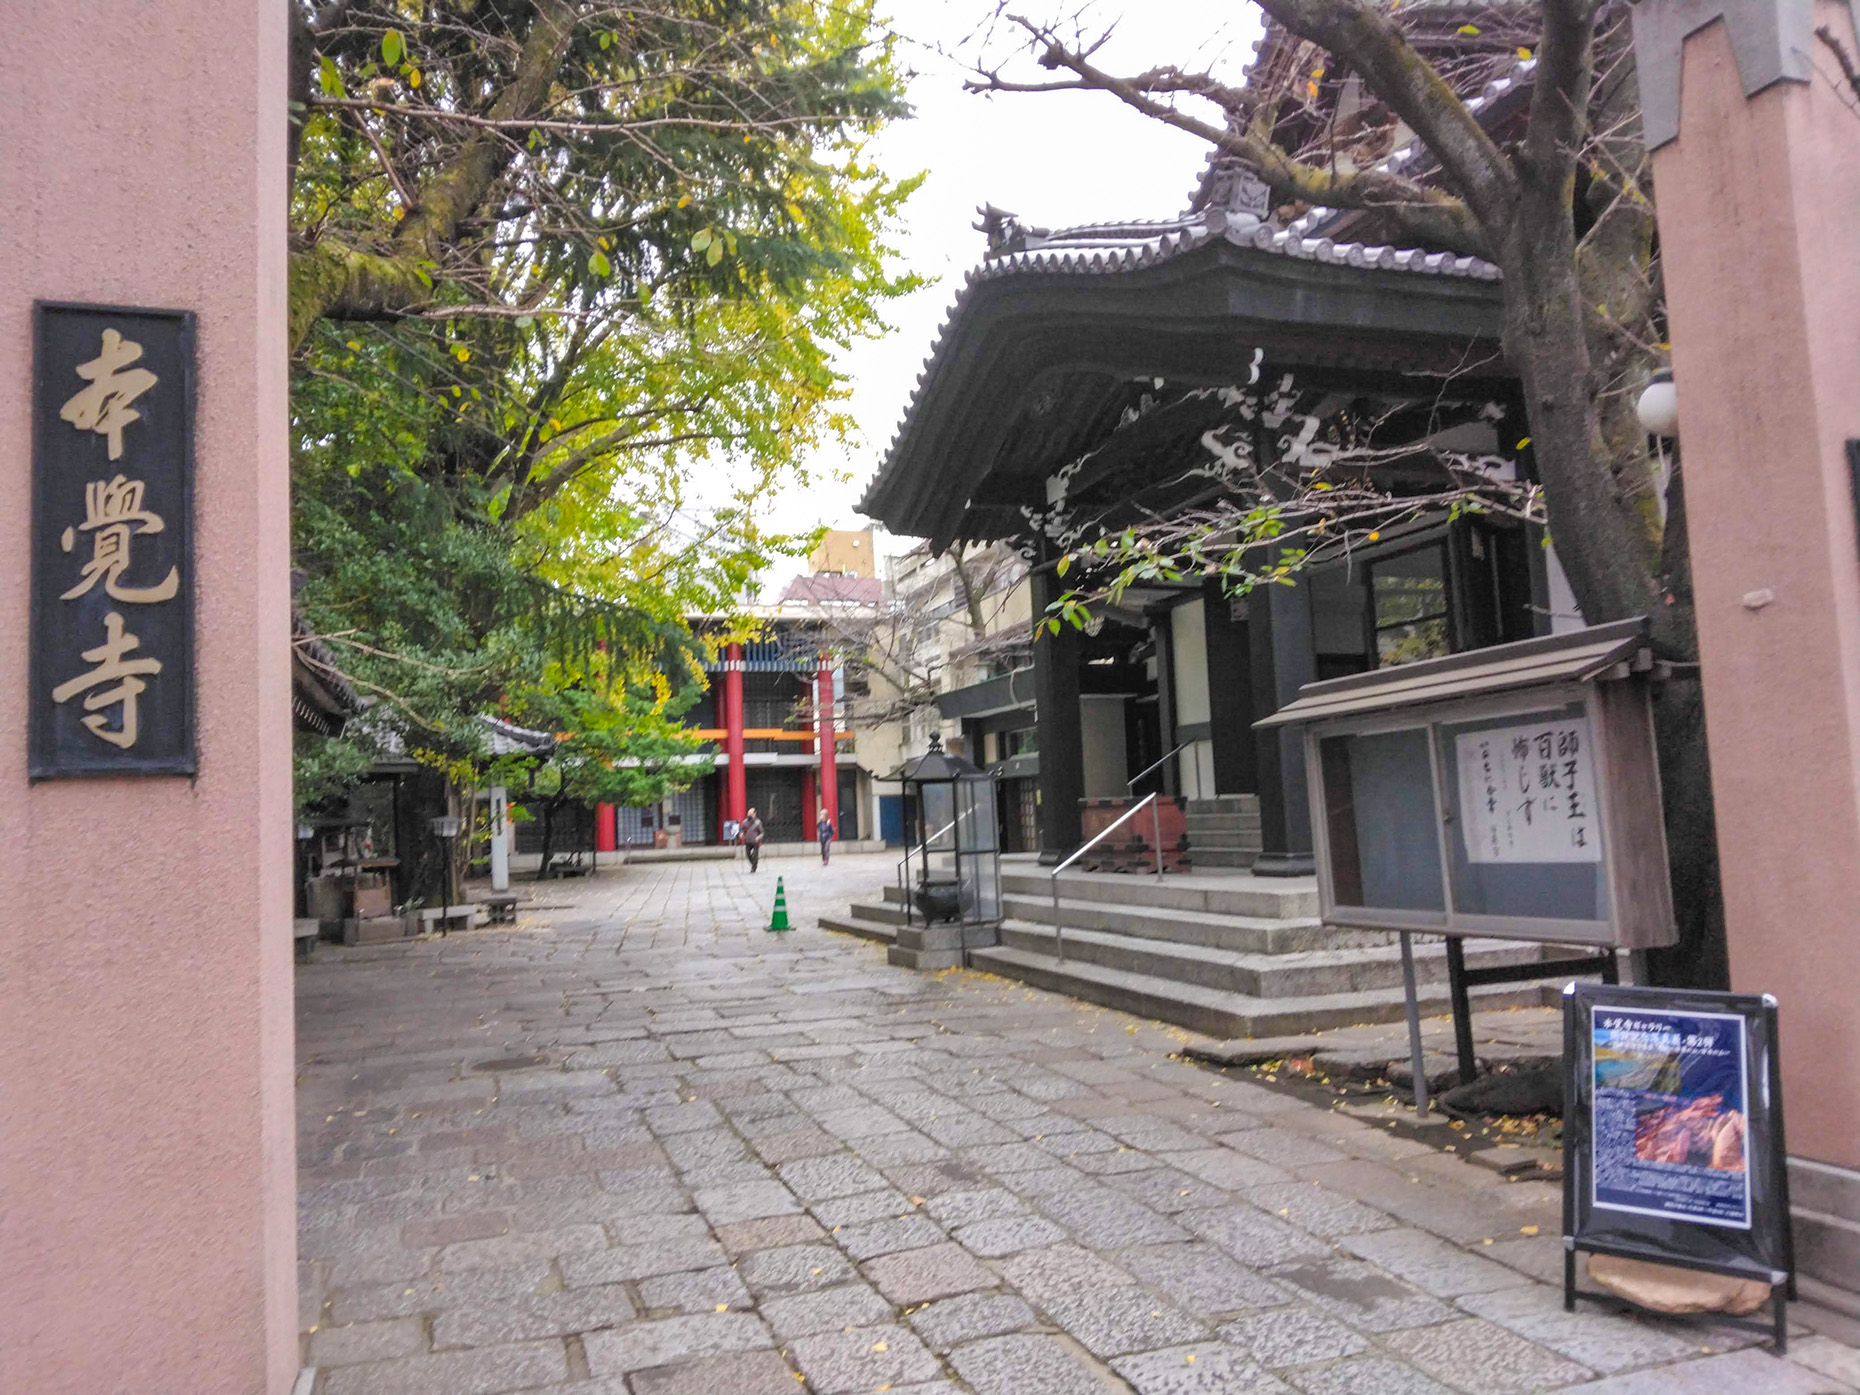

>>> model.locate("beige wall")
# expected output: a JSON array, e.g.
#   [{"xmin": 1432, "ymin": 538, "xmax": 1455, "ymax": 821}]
[
  {"xmin": 1171, "ymin": 599, "xmax": 1211, "ymax": 726},
  {"xmin": 809, "ymin": 528, "xmax": 876, "ymax": 577},
  {"xmin": 0, "ymin": 4, "xmax": 297, "ymax": 1389},
  {"xmin": 1655, "ymin": 5, "xmax": 1860, "ymax": 1168}
]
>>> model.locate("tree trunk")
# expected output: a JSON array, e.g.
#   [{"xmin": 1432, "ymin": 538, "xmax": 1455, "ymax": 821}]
[
  {"xmin": 1498, "ymin": 199, "xmax": 1725, "ymax": 990},
  {"xmin": 537, "ymin": 799, "xmax": 557, "ymax": 882}
]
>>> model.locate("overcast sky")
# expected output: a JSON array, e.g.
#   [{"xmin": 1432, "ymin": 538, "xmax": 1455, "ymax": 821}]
[{"xmin": 752, "ymin": 1, "xmax": 1263, "ymax": 564}]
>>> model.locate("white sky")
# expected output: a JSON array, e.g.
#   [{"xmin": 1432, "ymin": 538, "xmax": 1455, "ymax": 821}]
[{"xmin": 752, "ymin": 1, "xmax": 1263, "ymax": 565}]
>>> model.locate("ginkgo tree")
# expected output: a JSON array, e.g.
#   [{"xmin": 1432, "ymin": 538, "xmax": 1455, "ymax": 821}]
[{"xmin": 287, "ymin": 0, "xmax": 918, "ymax": 842}]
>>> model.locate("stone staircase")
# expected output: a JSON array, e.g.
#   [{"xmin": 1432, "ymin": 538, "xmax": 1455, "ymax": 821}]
[
  {"xmin": 1186, "ymin": 795, "xmax": 1262, "ymax": 870},
  {"xmin": 820, "ymin": 859, "xmax": 1560, "ymax": 1039}
]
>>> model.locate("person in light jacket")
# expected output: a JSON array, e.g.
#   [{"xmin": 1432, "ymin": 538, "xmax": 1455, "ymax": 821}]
[
  {"xmin": 742, "ymin": 808, "xmax": 764, "ymax": 872},
  {"xmin": 817, "ymin": 810, "xmax": 835, "ymax": 865}
]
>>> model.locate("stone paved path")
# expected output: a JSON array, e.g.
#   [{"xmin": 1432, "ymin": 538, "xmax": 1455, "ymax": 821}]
[{"xmin": 297, "ymin": 852, "xmax": 1860, "ymax": 1394}]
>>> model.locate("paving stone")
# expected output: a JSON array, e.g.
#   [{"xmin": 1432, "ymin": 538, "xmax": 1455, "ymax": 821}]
[
  {"xmin": 810, "ymin": 1188, "xmax": 916, "ymax": 1227},
  {"xmin": 636, "ymin": 1265, "xmax": 754, "ymax": 1315},
  {"xmin": 582, "ymin": 1311, "xmax": 772, "ymax": 1375},
  {"xmin": 1270, "ymin": 1256, "xmax": 1459, "ymax": 1332},
  {"xmin": 431, "ymin": 1285, "xmax": 636, "ymax": 1348},
  {"xmin": 1284, "ymin": 1356, "xmax": 1459, "ymax": 1395},
  {"xmin": 437, "ymin": 1223, "xmax": 609, "ymax": 1271},
  {"xmin": 307, "ymin": 1316, "xmax": 427, "ymax": 1367},
  {"xmin": 627, "ymin": 1347, "xmax": 800, "ymax": 1395},
  {"xmin": 752, "ymin": 1128, "xmax": 843, "ymax": 1164},
  {"xmin": 1167, "ymin": 1148, "xmax": 1295, "ymax": 1191},
  {"xmin": 907, "ymin": 1291, "xmax": 1039, "ymax": 1352},
  {"xmin": 999, "ymin": 1242, "xmax": 1137, "ymax": 1304},
  {"xmin": 1104, "ymin": 1167, "xmax": 1235, "ymax": 1215},
  {"xmin": 561, "ymin": 1236, "xmax": 725, "ymax": 1287},
  {"xmin": 925, "ymin": 1187, "xmax": 1028, "ymax": 1226},
  {"xmin": 1341, "ymin": 1229, "xmax": 1537, "ymax": 1298},
  {"xmin": 949, "ymin": 1333, "xmax": 1110, "ymax": 1395},
  {"xmin": 1111, "ymin": 1342, "xmax": 1295, "ymax": 1394},
  {"xmin": 864, "ymin": 1240, "xmax": 997, "ymax": 1303},
  {"xmin": 1041, "ymin": 1284, "xmax": 1210, "ymax": 1357},
  {"xmin": 779, "ymin": 1154, "xmax": 892, "ymax": 1200},
  {"xmin": 761, "ymin": 1282, "xmax": 895, "ymax": 1338},
  {"xmin": 1379, "ymin": 1317, "xmax": 1594, "ymax": 1391},
  {"xmin": 1455, "ymin": 1285, "xmax": 1719, "ymax": 1373},
  {"xmin": 737, "ymin": 1242, "xmax": 857, "ymax": 1295},
  {"xmin": 1118, "ymin": 1243, "xmax": 1293, "ymax": 1316},
  {"xmin": 1178, "ymin": 1205, "xmax": 1332, "ymax": 1268},
  {"xmin": 714, "ymin": 1213, "xmax": 827, "ymax": 1254},
  {"xmin": 1217, "ymin": 1307, "xmax": 1369, "ymax": 1368},
  {"xmin": 1788, "ymin": 1334, "xmax": 1860, "ymax": 1391},
  {"xmin": 788, "ymin": 1323, "xmax": 943, "ymax": 1394},
  {"xmin": 327, "ymin": 1262, "xmax": 559, "ymax": 1324},
  {"xmin": 837, "ymin": 1212, "xmax": 947, "ymax": 1259},
  {"xmin": 319, "ymin": 1338, "xmax": 571, "ymax": 1395},
  {"xmin": 1241, "ymin": 1184, "xmax": 1398, "ymax": 1240},
  {"xmin": 955, "ymin": 1214, "xmax": 1070, "ymax": 1257},
  {"xmin": 692, "ymin": 1179, "xmax": 801, "ymax": 1225},
  {"xmin": 1218, "ymin": 1128, "xmax": 1353, "ymax": 1168}
]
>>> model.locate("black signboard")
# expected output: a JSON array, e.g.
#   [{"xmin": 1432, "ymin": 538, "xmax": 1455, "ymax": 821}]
[
  {"xmin": 30, "ymin": 303, "xmax": 195, "ymax": 778},
  {"xmin": 1562, "ymin": 982, "xmax": 1794, "ymax": 1349}
]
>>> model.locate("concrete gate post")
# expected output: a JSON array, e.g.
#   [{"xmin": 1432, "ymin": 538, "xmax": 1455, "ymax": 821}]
[
  {"xmin": 1632, "ymin": 0, "xmax": 1860, "ymax": 1293},
  {"xmin": 0, "ymin": 4, "xmax": 297, "ymax": 1390}
]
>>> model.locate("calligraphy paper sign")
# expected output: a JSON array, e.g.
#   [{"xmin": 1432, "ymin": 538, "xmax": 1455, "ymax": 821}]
[
  {"xmin": 30, "ymin": 302, "xmax": 195, "ymax": 778},
  {"xmin": 1455, "ymin": 717, "xmax": 1599, "ymax": 864}
]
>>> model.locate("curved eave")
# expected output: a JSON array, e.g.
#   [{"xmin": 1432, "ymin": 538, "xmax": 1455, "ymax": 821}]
[{"xmin": 860, "ymin": 232, "xmax": 1509, "ymax": 545}]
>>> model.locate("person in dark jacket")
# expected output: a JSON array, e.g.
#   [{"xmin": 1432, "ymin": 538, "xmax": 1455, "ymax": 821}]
[
  {"xmin": 742, "ymin": 808, "xmax": 764, "ymax": 872},
  {"xmin": 817, "ymin": 811, "xmax": 835, "ymax": 865}
]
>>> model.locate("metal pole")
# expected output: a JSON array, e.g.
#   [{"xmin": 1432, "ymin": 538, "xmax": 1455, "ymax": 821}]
[
  {"xmin": 1399, "ymin": 931, "xmax": 1428, "ymax": 1119},
  {"xmin": 1053, "ymin": 875, "xmax": 1064, "ymax": 963},
  {"xmin": 1151, "ymin": 796, "xmax": 1164, "ymax": 878}
]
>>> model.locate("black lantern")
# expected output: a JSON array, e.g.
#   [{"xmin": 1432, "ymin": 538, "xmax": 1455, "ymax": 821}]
[{"xmin": 895, "ymin": 732, "xmax": 1002, "ymax": 931}]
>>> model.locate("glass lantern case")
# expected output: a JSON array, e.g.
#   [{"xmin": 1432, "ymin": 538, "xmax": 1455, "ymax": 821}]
[{"xmin": 896, "ymin": 733, "xmax": 1002, "ymax": 930}]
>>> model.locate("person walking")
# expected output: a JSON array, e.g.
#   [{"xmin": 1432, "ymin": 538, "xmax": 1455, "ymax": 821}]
[
  {"xmin": 817, "ymin": 810, "xmax": 836, "ymax": 865},
  {"xmin": 742, "ymin": 807, "xmax": 764, "ymax": 873}
]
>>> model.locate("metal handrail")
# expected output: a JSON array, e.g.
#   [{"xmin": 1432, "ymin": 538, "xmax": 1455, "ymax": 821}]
[
  {"xmin": 897, "ymin": 819, "xmax": 957, "ymax": 927},
  {"xmin": 1126, "ymin": 741, "xmax": 1190, "ymax": 794},
  {"xmin": 1051, "ymin": 792, "xmax": 1163, "ymax": 962}
]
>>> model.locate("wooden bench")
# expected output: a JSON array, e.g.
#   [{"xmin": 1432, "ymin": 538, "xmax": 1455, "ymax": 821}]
[{"xmin": 544, "ymin": 852, "xmax": 589, "ymax": 879}]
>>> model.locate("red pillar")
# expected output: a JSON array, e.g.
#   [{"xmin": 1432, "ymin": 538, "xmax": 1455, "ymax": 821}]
[
  {"xmin": 801, "ymin": 767, "xmax": 817, "ymax": 837},
  {"xmin": 818, "ymin": 661, "xmax": 839, "ymax": 834},
  {"xmin": 723, "ymin": 643, "xmax": 746, "ymax": 824},
  {"xmin": 595, "ymin": 803, "xmax": 617, "ymax": 853}
]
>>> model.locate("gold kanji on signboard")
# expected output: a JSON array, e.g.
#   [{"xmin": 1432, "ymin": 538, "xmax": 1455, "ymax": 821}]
[
  {"xmin": 59, "ymin": 474, "xmax": 178, "ymax": 603},
  {"xmin": 50, "ymin": 610, "xmax": 163, "ymax": 750},
  {"xmin": 59, "ymin": 328, "xmax": 158, "ymax": 461}
]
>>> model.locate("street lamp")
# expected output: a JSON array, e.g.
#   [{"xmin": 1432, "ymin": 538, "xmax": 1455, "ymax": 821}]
[
  {"xmin": 1636, "ymin": 368, "xmax": 1678, "ymax": 437},
  {"xmin": 895, "ymin": 733, "xmax": 1002, "ymax": 938}
]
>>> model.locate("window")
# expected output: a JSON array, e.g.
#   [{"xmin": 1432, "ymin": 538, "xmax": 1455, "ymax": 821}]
[{"xmin": 1371, "ymin": 545, "xmax": 1451, "ymax": 667}]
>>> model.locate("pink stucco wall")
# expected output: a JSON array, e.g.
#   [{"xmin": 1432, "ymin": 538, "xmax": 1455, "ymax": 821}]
[
  {"xmin": 0, "ymin": 5, "xmax": 297, "ymax": 1391},
  {"xmin": 1655, "ymin": 5, "xmax": 1860, "ymax": 1169}
]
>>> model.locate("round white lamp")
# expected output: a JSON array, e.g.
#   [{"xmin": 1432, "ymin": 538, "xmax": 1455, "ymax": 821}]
[{"xmin": 1636, "ymin": 368, "xmax": 1678, "ymax": 437}]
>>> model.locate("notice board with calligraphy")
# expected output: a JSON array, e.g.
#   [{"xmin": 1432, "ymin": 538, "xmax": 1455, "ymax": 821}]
[
  {"xmin": 1264, "ymin": 620, "xmax": 1676, "ymax": 950},
  {"xmin": 30, "ymin": 302, "xmax": 195, "ymax": 778}
]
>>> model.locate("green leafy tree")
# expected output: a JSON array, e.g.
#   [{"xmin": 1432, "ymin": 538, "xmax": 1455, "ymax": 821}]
[{"xmin": 287, "ymin": 0, "xmax": 917, "ymax": 818}]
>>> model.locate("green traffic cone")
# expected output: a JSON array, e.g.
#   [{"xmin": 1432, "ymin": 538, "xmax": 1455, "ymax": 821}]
[{"xmin": 767, "ymin": 876, "xmax": 791, "ymax": 933}]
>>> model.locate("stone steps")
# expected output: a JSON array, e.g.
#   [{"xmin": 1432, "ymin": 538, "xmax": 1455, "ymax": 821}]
[
  {"xmin": 998, "ymin": 892, "xmax": 1337, "ymax": 955},
  {"xmin": 994, "ymin": 919, "xmax": 1544, "ymax": 1000},
  {"xmin": 966, "ymin": 943, "xmax": 1551, "ymax": 1040},
  {"xmin": 999, "ymin": 868, "xmax": 1317, "ymax": 920}
]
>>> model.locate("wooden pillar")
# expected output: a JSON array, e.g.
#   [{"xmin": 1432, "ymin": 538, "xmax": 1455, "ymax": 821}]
[
  {"xmin": 1151, "ymin": 610, "xmax": 1178, "ymax": 797},
  {"xmin": 1250, "ymin": 568, "xmax": 1316, "ymax": 875},
  {"xmin": 1032, "ymin": 567, "xmax": 1084, "ymax": 862},
  {"xmin": 1203, "ymin": 578, "xmax": 1257, "ymax": 796},
  {"xmin": 723, "ymin": 643, "xmax": 746, "ymax": 824},
  {"xmin": 817, "ymin": 661, "xmax": 838, "ymax": 833}
]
